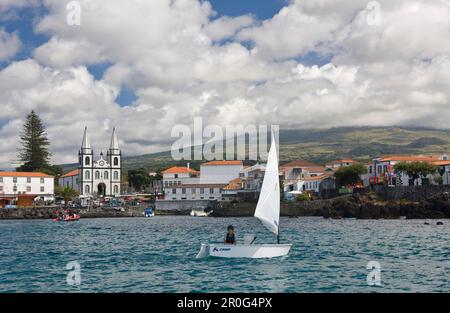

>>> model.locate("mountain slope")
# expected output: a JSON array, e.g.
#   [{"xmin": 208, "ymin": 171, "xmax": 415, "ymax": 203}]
[{"xmin": 60, "ymin": 127, "xmax": 450, "ymax": 173}]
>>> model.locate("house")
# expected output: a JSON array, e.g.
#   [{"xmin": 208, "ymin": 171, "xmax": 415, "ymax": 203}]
[
  {"xmin": 362, "ymin": 155, "xmax": 447, "ymax": 186},
  {"xmin": 292, "ymin": 174, "xmax": 333, "ymax": 194},
  {"xmin": 222, "ymin": 178, "xmax": 245, "ymax": 200},
  {"xmin": 281, "ymin": 160, "xmax": 326, "ymax": 193},
  {"xmin": 239, "ymin": 163, "xmax": 266, "ymax": 192},
  {"xmin": 58, "ymin": 169, "xmax": 79, "ymax": 190},
  {"xmin": 0, "ymin": 172, "xmax": 55, "ymax": 207},
  {"xmin": 162, "ymin": 165, "xmax": 199, "ymax": 188},
  {"xmin": 325, "ymin": 159, "xmax": 355, "ymax": 169}
]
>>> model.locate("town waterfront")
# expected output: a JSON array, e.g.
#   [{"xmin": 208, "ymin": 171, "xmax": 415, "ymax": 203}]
[{"xmin": 0, "ymin": 217, "xmax": 448, "ymax": 293}]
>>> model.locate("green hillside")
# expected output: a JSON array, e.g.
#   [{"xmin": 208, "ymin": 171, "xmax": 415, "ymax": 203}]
[{"xmin": 60, "ymin": 127, "xmax": 450, "ymax": 173}]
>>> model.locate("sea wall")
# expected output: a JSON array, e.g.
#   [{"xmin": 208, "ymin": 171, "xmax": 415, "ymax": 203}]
[
  {"xmin": 0, "ymin": 207, "xmax": 144, "ymax": 220},
  {"xmin": 155, "ymin": 200, "xmax": 216, "ymax": 212}
]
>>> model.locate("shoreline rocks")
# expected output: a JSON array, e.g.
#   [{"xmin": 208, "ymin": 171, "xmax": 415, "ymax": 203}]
[{"xmin": 212, "ymin": 193, "xmax": 450, "ymax": 220}]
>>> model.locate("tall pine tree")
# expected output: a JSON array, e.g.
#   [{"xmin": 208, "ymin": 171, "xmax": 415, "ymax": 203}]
[{"xmin": 17, "ymin": 111, "xmax": 51, "ymax": 172}]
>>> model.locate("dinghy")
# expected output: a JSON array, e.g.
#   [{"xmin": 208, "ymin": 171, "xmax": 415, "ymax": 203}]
[{"xmin": 196, "ymin": 131, "xmax": 292, "ymax": 259}]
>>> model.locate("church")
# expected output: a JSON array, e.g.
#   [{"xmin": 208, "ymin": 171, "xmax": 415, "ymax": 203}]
[{"xmin": 59, "ymin": 127, "xmax": 122, "ymax": 197}]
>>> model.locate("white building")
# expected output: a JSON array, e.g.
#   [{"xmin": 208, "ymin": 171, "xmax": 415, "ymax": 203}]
[
  {"xmin": 76, "ymin": 127, "xmax": 122, "ymax": 197},
  {"xmin": 164, "ymin": 184, "xmax": 226, "ymax": 201},
  {"xmin": 161, "ymin": 161, "xmax": 243, "ymax": 201},
  {"xmin": 199, "ymin": 161, "xmax": 244, "ymax": 184},
  {"xmin": 0, "ymin": 172, "xmax": 54, "ymax": 197}
]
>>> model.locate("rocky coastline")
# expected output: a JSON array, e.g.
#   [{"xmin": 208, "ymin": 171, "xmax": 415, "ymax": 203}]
[
  {"xmin": 212, "ymin": 193, "xmax": 450, "ymax": 220},
  {"xmin": 1, "ymin": 191, "xmax": 450, "ymax": 220}
]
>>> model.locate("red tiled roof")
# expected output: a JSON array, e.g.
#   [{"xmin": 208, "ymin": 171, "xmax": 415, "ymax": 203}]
[
  {"xmin": 0, "ymin": 172, "xmax": 53, "ymax": 178},
  {"xmin": 302, "ymin": 174, "xmax": 332, "ymax": 182},
  {"xmin": 61, "ymin": 169, "xmax": 79, "ymax": 178},
  {"xmin": 304, "ymin": 166, "xmax": 326, "ymax": 173},
  {"xmin": 432, "ymin": 160, "xmax": 450, "ymax": 166},
  {"xmin": 223, "ymin": 178, "xmax": 244, "ymax": 191},
  {"xmin": 379, "ymin": 155, "xmax": 438, "ymax": 162},
  {"xmin": 162, "ymin": 167, "xmax": 198, "ymax": 174},
  {"xmin": 201, "ymin": 160, "xmax": 243, "ymax": 166}
]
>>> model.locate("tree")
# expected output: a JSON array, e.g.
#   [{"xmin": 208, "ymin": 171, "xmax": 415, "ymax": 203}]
[
  {"xmin": 17, "ymin": 111, "xmax": 51, "ymax": 172},
  {"xmin": 55, "ymin": 186, "xmax": 79, "ymax": 208},
  {"xmin": 128, "ymin": 168, "xmax": 151, "ymax": 191},
  {"xmin": 394, "ymin": 161, "xmax": 438, "ymax": 186},
  {"xmin": 334, "ymin": 163, "xmax": 368, "ymax": 187}
]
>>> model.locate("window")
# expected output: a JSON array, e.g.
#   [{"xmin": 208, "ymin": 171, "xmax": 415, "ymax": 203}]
[
  {"xmin": 182, "ymin": 188, "xmax": 186, "ymax": 194},
  {"xmin": 164, "ymin": 181, "xmax": 168, "ymax": 187},
  {"xmin": 113, "ymin": 185, "xmax": 119, "ymax": 195},
  {"xmin": 13, "ymin": 186, "xmax": 17, "ymax": 192},
  {"xmin": 114, "ymin": 157, "xmax": 119, "ymax": 166},
  {"xmin": 377, "ymin": 165, "xmax": 382, "ymax": 174},
  {"xmin": 27, "ymin": 177, "xmax": 31, "ymax": 183},
  {"xmin": 369, "ymin": 166, "xmax": 373, "ymax": 174},
  {"xmin": 191, "ymin": 188, "xmax": 196, "ymax": 194},
  {"xmin": 13, "ymin": 177, "xmax": 17, "ymax": 183},
  {"xmin": 172, "ymin": 189, "xmax": 176, "ymax": 194},
  {"xmin": 40, "ymin": 186, "xmax": 44, "ymax": 192},
  {"xmin": 85, "ymin": 156, "xmax": 90, "ymax": 165},
  {"xmin": 210, "ymin": 188, "xmax": 214, "ymax": 194},
  {"xmin": 174, "ymin": 174, "xmax": 178, "ymax": 179},
  {"xmin": 114, "ymin": 171, "xmax": 119, "ymax": 180},
  {"xmin": 178, "ymin": 181, "xmax": 181, "ymax": 185},
  {"xmin": 0, "ymin": 177, "xmax": 2, "ymax": 182},
  {"xmin": 27, "ymin": 186, "xmax": 31, "ymax": 192},
  {"xmin": 95, "ymin": 171, "xmax": 100, "ymax": 179},
  {"xmin": 104, "ymin": 171, "xmax": 109, "ymax": 180},
  {"xmin": 85, "ymin": 171, "xmax": 90, "ymax": 180},
  {"xmin": 0, "ymin": 186, "xmax": 3, "ymax": 191},
  {"xmin": 200, "ymin": 188, "xmax": 204, "ymax": 194},
  {"xmin": 40, "ymin": 178, "xmax": 44, "ymax": 184},
  {"xmin": 169, "ymin": 181, "xmax": 173, "ymax": 186},
  {"xmin": 383, "ymin": 165, "xmax": 388, "ymax": 173},
  {"xmin": 67, "ymin": 182, "xmax": 70, "ymax": 187}
]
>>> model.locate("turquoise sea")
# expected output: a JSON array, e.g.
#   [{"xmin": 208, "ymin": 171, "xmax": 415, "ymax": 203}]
[{"xmin": 0, "ymin": 217, "xmax": 448, "ymax": 293}]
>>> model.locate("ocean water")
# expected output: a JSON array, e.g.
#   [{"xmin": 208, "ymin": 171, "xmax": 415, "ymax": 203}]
[{"xmin": 0, "ymin": 217, "xmax": 448, "ymax": 293}]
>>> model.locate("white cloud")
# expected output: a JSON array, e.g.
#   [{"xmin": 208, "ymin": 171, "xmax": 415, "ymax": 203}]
[
  {"xmin": 0, "ymin": 28, "xmax": 21, "ymax": 61},
  {"xmin": 1, "ymin": 0, "xmax": 450, "ymax": 168}
]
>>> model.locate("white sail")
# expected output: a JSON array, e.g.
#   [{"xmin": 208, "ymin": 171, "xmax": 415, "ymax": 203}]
[{"xmin": 254, "ymin": 131, "xmax": 280, "ymax": 235}]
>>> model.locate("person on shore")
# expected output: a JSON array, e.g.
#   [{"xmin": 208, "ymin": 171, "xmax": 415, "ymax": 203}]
[{"xmin": 224, "ymin": 225, "xmax": 236, "ymax": 245}]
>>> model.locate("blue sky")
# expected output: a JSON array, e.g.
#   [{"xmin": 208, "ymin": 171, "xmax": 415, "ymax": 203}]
[{"xmin": 209, "ymin": 0, "xmax": 288, "ymax": 20}]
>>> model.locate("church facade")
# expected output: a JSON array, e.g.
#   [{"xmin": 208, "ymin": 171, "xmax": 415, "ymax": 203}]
[{"xmin": 77, "ymin": 127, "xmax": 122, "ymax": 197}]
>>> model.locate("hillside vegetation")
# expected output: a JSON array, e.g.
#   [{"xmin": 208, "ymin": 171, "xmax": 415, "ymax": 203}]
[{"xmin": 60, "ymin": 127, "xmax": 450, "ymax": 173}]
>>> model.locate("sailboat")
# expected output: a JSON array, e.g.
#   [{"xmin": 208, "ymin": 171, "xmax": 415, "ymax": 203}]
[{"xmin": 196, "ymin": 132, "xmax": 292, "ymax": 259}]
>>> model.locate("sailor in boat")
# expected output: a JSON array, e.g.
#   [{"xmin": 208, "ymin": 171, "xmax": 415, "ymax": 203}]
[{"xmin": 224, "ymin": 225, "xmax": 236, "ymax": 244}]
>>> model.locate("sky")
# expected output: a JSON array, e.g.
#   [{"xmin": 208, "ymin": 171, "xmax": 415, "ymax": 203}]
[{"xmin": 1, "ymin": 0, "xmax": 450, "ymax": 169}]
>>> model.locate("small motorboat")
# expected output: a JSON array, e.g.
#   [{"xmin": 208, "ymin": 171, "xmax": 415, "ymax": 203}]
[
  {"xmin": 190, "ymin": 208, "xmax": 213, "ymax": 217},
  {"xmin": 53, "ymin": 214, "xmax": 81, "ymax": 222}
]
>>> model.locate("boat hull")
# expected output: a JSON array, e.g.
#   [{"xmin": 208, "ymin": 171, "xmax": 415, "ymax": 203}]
[{"xmin": 196, "ymin": 243, "xmax": 291, "ymax": 259}]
